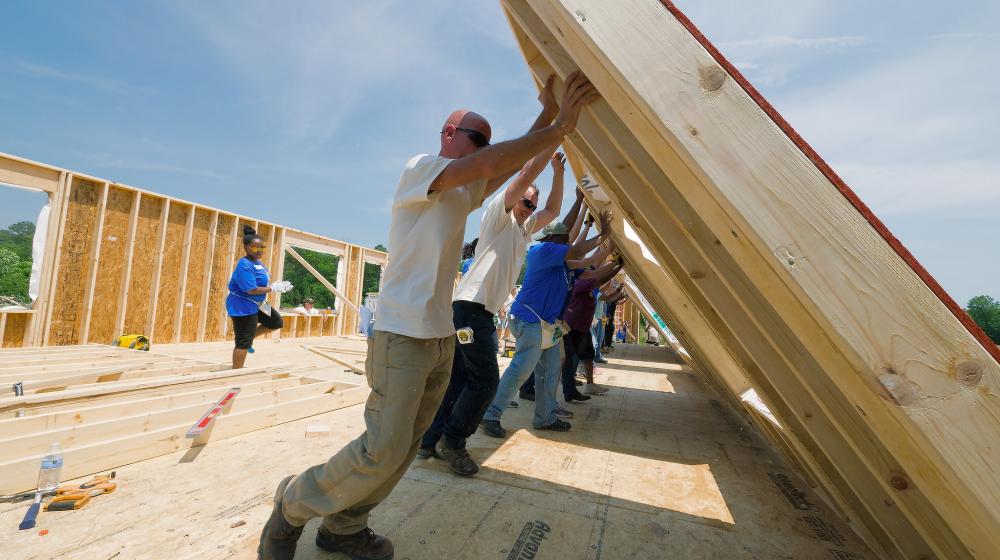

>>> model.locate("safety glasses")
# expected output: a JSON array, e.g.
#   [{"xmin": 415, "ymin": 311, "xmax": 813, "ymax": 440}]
[
  {"xmin": 450, "ymin": 127, "xmax": 490, "ymax": 148},
  {"xmin": 520, "ymin": 197, "xmax": 537, "ymax": 211}
]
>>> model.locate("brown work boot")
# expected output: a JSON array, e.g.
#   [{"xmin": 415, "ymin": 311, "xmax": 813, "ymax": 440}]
[
  {"xmin": 257, "ymin": 475, "xmax": 303, "ymax": 560},
  {"xmin": 315, "ymin": 526, "xmax": 394, "ymax": 560}
]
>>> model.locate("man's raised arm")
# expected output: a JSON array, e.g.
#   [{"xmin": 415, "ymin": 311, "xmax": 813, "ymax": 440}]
[{"xmin": 431, "ymin": 72, "xmax": 598, "ymax": 194}]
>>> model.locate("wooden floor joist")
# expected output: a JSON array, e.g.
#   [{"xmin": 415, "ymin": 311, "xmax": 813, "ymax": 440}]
[
  {"xmin": 0, "ymin": 344, "xmax": 368, "ymax": 495},
  {"xmin": 501, "ymin": 1, "xmax": 1000, "ymax": 558}
]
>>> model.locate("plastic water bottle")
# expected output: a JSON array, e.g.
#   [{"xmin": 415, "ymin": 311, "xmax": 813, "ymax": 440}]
[{"xmin": 36, "ymin": 443, "xmax": 63, "ymax": 493}]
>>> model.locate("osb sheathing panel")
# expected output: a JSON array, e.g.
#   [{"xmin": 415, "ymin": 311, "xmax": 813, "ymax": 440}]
[
  {"xmin": 88, "ymin": 187, "xmax": 133, "ymax": 344},
  {"xmin": 180, "ymin": 209, "xmax": 213, "ymax": 343},
  {"xmin": 153, "ymin": 204, "xmax": 189, "ymax": 343},
  {"xmin": 48, "ymin": 178, "xmax": 101, "ymax": 345},
  {"xmin": 2, "ymin": 315, "xmax": 29, "ymax": 348},
  {"xmin": 123, "ymin": 196, "xmax": 164, "ymax": 335},
  {"xmin": 205, "ymin": 214, "xmax": 236, "ymax": 340}
]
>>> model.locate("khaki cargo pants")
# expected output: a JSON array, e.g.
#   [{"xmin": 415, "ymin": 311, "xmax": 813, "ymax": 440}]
[{"xmin": 281, "ymin": 330, "xmax": 455, "ymax": 533}]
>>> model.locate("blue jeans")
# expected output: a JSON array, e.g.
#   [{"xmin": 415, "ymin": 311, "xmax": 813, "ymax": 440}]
[
  {"xmin": 484, "ymin": 315, "xmax": 560, "ymax": 428},
  {"xmin": 592, "ymin": 321, "xmax": 605, "ymax": 360}
]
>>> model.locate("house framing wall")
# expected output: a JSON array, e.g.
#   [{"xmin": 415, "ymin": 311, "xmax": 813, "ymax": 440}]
[
  {"xmin": 502, "ymin": 1, "xmax": 1000, "ymax": 558},
  {"xmin": 0, "ymin": 152, "xmax": 387, "ymax": 348}
]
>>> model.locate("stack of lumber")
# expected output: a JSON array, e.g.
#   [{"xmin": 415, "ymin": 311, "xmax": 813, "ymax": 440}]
[
  {"xmin": 0, "ymin": 345, "xmax": 367, "ymax": 494},
  {"xmin": 500, "ymin": 1, "xmax": 1000, "ymax": 558}
]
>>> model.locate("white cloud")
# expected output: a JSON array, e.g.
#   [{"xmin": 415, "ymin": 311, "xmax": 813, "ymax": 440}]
[
  {"xmin": 719, "ymin": 35, "xmax": 871, "ymax": 50},
  {"xmin": 9, "ymin": 60, "xmax": 154, "ymax": 96},
  {"xmin": 167, "ymin": 1, "xmax": 481, "ymax": 149},
  {"xmin": 82, "ymin": 153, "xmax": 233, "ymax": 182},
  {"xmin": 835, "ymin": 160, "xmax": 1000, "ymax": 216}
]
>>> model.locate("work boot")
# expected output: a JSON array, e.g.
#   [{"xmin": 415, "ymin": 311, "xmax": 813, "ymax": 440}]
[
  {"xmin": 565, "ymin": 392, "xmax": 591, "ymax": 403},
  {"xmin": 416, "ymin": 446, "xmax": 439, "ymax": 459},
  {"xmin": 535, "ymin": 419, "xmax": 571, "ymax": 432},
  {"xmin": 480, "ymin": 419, "xmax": 507, "ymax": 438},
  {"xmin": 315, "ymin": 526, "xmax": 394, "ymax": 560},
  {"xmin": 257, "ymin": 475, "xmax": 303, "ymax": 560},
  {"xmin": 435, "ymin": 440, "xmax": 480, "ymax": 476}
]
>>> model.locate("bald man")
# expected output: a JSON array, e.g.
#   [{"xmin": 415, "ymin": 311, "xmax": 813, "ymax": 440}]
[{"xmin": 258, "ymin": 72, "xmax": 599, "ymax": 560}]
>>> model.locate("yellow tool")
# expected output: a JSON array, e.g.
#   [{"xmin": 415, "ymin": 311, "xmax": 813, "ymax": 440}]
[
  {"xmin": 45, "ymin": 472, "xmax": 117, "ymax": 512},
  {"xmin": 112, "ymin": 334, "xmax": 150, "ymax": 351}
]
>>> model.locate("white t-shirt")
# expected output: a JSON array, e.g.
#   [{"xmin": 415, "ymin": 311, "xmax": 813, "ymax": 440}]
[
  {"xmin": 293, "ymin": 306, "xmax": 319, "ymax": 315},
  {"xmin": 375, "ymin": 154, "xmax": 487, "ymax": 338},
  {"xmin": 454, "ymin": 192, "xmax": 537, "ymax": 314}
]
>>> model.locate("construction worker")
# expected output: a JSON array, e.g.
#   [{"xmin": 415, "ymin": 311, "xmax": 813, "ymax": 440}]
[
  {"xmin": 480, "ymin": 208, "xmax": 612, "ymax": 438},
  {"xmin": 458, "ymin": 238, "xmax": 478, "ymax": 276},
  {"xmin": 293, "ymin": 298, "xmax": 319, "ymax": 315},
  {"xmin": 257, "ymin": 71, "xmax": 599, "ymax": 560},
  {"xmin": 419, "ymin": 149, "xmax": 567, "ymax": 477},
  {"xmin": 562, "ymin": 255, "xmax": 624, "ymax": 402},
  {"xmin": 226, "ymin": 225, "xmax": 292, "ymax": 369}
]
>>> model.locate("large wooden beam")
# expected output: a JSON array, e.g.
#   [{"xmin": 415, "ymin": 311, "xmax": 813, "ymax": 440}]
[
  {"xmin": 196, "ymin": 210, "xmax": 220, "ymax": 342},
  {"xmin": 80, "ymin": 182, "xmax": 111, "ymax": 344},
  {"xmin": 503, "ymin": 1, "xmax": 1000, "ymax": 557},
  {"xmin": 114, "ymin": 191, "xmax": 142, "ymax": 337},
  {"xmin": 146, "ymin": 199, "xmax": 171, "ymax": 340},
  {"xmin": 41, "ymin": 173, "xmax": 74, "ymax": 346},
  {"xmin": 171, "ymin": 205, "xmax": 197, "ymax": 344}
]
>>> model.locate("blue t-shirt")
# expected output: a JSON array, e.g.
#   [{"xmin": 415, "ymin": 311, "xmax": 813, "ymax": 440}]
[
  {"xmin": 226, "ymin": 257, "xmax": 269, "ymax": 317},
  {"xmin": 510, "ymin": 242, "xmax": 571, "ymax": 323},
  {"xmin": 459, "ymin": 257, "xmax": 473, "ymax": 275}
]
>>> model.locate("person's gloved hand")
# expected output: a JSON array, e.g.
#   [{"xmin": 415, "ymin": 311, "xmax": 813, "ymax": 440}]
[{"xmin": 270, "ymin": 281, "xmax": 293, "ymax": 293}]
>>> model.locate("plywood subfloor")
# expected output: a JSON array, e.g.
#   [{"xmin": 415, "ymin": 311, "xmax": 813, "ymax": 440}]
[{"xmin": 2, "ymin": 342, "xmax": 873, "ymax": 560}]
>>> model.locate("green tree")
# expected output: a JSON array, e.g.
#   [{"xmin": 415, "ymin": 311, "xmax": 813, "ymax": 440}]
[
  {"xmin": 0, "ymin": 221, "xmax": 34, "ymax": 260},
  {"xmin": 362, "ymin": 244, "xmax": 386, "ymax": 301},
  {"xmin": 280, "ymin": 248, "xmax": 339, "ymax": 310},
  {"xmin": 0, "ymin": 247, "xmax": 31, "ymax": 305},
  {"xmin": 966, "ymin": 295, "xmax": 1000, "ymax": 344}
]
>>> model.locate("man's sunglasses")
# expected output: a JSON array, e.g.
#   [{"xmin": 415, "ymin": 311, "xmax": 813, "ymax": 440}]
[
  {"xmin": 520, "ymin": 197, "xmax": 536, "ymax": 211},
  {"xmin": 446, "ymin": 127, "xmax": 490, "ymax": 148}
]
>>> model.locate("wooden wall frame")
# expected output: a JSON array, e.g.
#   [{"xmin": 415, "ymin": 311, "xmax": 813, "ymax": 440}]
[
  {"xmin": 0, "ymin": 152, "xmax": 387, "ymax": 347},
  {"xmin": 501, "ymin": 1, "xmax": 1000, "ymax": 558}
]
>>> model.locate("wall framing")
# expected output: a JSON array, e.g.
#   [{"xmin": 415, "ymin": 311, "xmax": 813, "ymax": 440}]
[
  {"xmin": 501, "ymin": 1, "xmax": 1000, "ymax": 558},
  {"xmin": 0, "ymin": 152, "xmax": 387, "ymax": 347}
]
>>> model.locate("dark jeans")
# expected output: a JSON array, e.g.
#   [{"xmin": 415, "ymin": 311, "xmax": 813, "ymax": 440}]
[
  {"xmin": 603, "ymin": 303, "xmax": 617, "ymax": 347},
  {"xmin": 561, "ymin": 330, "xmax": 592, "ymax": 398},
  {"xmin": 421, "ymin": 300, "xmax": 499, "ymax": 450}
]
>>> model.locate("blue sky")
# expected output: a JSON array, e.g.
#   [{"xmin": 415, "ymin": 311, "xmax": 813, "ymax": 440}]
[{"xmin": 1, "ymin": 1, "xmax": 997, "ymax": 305}]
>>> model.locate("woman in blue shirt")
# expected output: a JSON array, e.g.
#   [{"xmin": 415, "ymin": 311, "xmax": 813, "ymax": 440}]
[{"xmin": 227, "ymin": 226, "xmax": 293, "ymax": 369}]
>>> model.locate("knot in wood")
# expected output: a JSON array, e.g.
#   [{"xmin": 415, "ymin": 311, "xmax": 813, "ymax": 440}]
[
  {"xmin": 699, "ymin": 65, "xmax": 727, "ymax": 92},
  {"xmin": 955, "ymin": 361, "xmax": 983, "ymax": 387},
  {"xmin": 889, "ymin": 474, "xmax": 908, "ymax": 491}
]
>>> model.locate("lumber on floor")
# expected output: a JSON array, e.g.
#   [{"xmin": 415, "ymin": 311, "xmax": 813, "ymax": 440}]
[
  {"xmin": 302, "ymin": 343, "xmax": 365, "ymax": 375},
  {"xmin": 0, "ymin": 373, "xmax": 366, "ymax": 495}
]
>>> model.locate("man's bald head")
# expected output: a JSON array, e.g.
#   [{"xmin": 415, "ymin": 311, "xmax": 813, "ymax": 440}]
[{"xmin": 440, "ymin": 110, "xmax": 492, "ymax": 158}]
